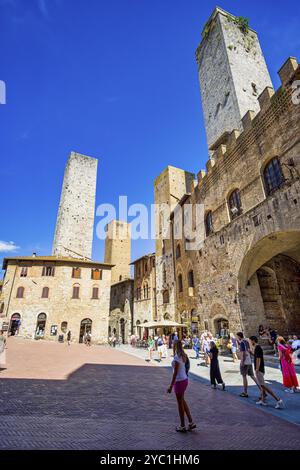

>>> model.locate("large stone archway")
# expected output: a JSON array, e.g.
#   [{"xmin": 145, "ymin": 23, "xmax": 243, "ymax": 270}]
[{"xmin": 238, "ymin": 230, "xmax": 300, "ymax": 335}]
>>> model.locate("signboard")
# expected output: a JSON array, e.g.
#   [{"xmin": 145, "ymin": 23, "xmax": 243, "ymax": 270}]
[
  {"xmin": 50, "ymin": 325, "xmax": 58, "ymax": 336},
  {"xmin": 1, "ymin": 322, "xmax": 9, "ymax": 332}
]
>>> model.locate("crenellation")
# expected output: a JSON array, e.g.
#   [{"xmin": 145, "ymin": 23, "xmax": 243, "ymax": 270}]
[
  {"xmin": 258, "ymin": 86, "xmax": 275, "ymax": 111},
  {"xmin": 278, "ymin": 57, "xmax": 299, "ymax": 85},
  {"xmin": 241, "ymin": 109, "xmax": 256, "ymax": 131}
]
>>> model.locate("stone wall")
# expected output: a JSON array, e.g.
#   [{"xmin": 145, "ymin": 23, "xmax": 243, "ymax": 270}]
[
  {"xmin": 109, "ymin": 279, "xmax": 134, "ymax": 343},
  {"xmin": 104, "ymin": 220, "xmax": 131, "ymax": 285},
  {"xmin": 170, "ymin": 58, "xmax": 300, "ymax": 336},
  {"xmin": 0, "ymin": 258, "xmax": 112, "ymax": 344},
  {"xmin": 52, "ymin": 152, "xmax": 98, "ymax": 260},
  {"xmin": 196, "ymin": 7, "xmax": 272, "ymax": 151}
]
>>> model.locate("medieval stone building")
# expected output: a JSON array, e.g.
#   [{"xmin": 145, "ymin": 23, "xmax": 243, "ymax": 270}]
[
  {"xmin": 0, "ymin": 152, "xmax": 113, "ymax": 343},
  {"xmin": 155, "ymin": 7, "xmax": 300, "ymax": 337}
]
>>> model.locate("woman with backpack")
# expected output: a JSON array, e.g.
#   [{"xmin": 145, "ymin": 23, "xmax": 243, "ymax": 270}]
[{"xmin": 167, "ymin": 340, "xmax": 196, "ymax": 433}]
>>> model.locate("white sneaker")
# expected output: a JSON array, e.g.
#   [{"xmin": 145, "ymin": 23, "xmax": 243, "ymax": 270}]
[
  {"xmin": 256, "ymin": 400, "xmax": 267, "ymax": 406},
  {"xmin": 284, "ymin": 389, "xmax": 294, "ymax": 393},
  {"xmin": 275, "ymin": 400, "xmax": 284, "ymax": 409}
]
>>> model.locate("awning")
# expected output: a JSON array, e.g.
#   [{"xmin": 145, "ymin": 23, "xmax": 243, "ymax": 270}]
[{"xmin": 139, "ymin": 320, "xmax": 186, "ymax": 329}]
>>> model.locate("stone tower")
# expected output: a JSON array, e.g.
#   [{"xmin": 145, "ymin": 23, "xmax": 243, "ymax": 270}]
[
  {"xmin": 104, "ymin": 220, "xmax": 131, "ymax": 284},
  {"xmin": 52, "ymin": 152, "xmax": 98, "ymax": 260},
  {"xmin": 196, "ymin": 7, "xmax": 273, "ymax": 151},
  {"xmin": 154, "ymin": 166, "xmax": 195, "ymax": 322}
]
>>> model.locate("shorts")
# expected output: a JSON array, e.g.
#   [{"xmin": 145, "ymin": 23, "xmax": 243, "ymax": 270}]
[
  {"xmin": 255, "ymin": 371, "xmax": 266, "ymax": 386},
  {"xmin": 158, "ymin": 345, "xmax": 164, "ymax": 354},
  {"xmin": 240, "ymin": 364, "xmax": 254, "ymax": 377},
  {"xmin": 232, "ymin": 347, "xmax": 237, "ymax": 353},
  {"xmin": 174, "ymin": 379, "xmax": 188, "ymax": 396}
]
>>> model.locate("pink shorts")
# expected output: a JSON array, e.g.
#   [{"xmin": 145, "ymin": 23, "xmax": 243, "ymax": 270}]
[{"xmin": 174, "ymin": 379, "xmax": 188, "ymax": 396}]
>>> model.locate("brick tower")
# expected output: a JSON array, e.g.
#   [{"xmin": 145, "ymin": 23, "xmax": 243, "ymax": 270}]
[
  {"xmin": 52, "ymin": 152, "xmax": 98, "ymax": 260},
  {"xmin": 196, "ymin": 7, "xmax": 273, "ymax": 151},
  {"xmin": 104, "ymin": 220, "xmax": 131, "ymax": 284}
]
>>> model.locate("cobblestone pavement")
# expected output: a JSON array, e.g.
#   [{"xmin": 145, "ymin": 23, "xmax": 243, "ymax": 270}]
[
  {"xmin": 1, "ymin": 338, "xmax": 300, "ymax": 450},
  {"xmin": 120, "ymin": 345, "xmax": 300, "ymax": 427}
]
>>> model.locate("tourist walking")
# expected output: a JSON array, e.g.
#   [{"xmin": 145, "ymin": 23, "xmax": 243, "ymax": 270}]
[
  {"xmin": 85, "ymin": 332, "xmax": 92, "ymax": 346},
  {"xmin": 167, "ymin": 340, "xmax": 196, "ymax": 433},
  {"xmin": 192, "ymin": 334, "xmax": 200, "ymax": 359},
  {"xmin": 249, "ymin": 336, "xmax": 284, "ymax": 409},
  {"xmin": 227, "ymin": 333, "xmax": 239, "ymax": 362},
  {"xmin": 157, "ymin": 335, "xmax": 164, "ymax": 362},
  {"xmin": 236, "ymin": 332, "xmax": 261, "ymax": 398},
  {"xmin": 209, "ymin": 341, "xmax": 225, "ymax": 390},
  {"xmin": 147, "ymin": 336, "xmax": 155, "ymax": 361},
  {"xmin": 277, "ymin": 336, "xmax": 299, "ymax": 393},
  {"xmin": 0, "ymin": 331, "xmax": 6, "ymax": 371},
  {"xmin": 202, "ymin": 335, "xmax": 211, "ymax": 367},
  {"xmin": 163, "ymin": 335, "xmax": 169, "ymax": 358},
  {"xmin": 67, "ymin": 330, "xmax": 71, "ymax": 346}
]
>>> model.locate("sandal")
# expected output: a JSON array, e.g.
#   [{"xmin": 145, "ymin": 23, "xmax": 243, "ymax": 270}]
[
  {"xmin": 188, "ymin": 422, "xmax": 197, "ymax": 431},
  {"xmin": 176, "ymin": 426, "xmax": 187, "ymax": 433}
]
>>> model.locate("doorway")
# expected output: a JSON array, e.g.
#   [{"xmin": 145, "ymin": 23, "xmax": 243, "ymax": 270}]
[
  {"xmin": 35, "ymin": 313, "xmax": 47, "ymax": 339},
  {"xmin": 79, "ymin": 318, "xmax": 92, "ymax": 343},
  {"xmin": 9, "ymin": 313, "xmax": 21, "ymax": 336}
]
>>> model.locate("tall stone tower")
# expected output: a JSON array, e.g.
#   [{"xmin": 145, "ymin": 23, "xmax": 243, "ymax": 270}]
[
  {"xmin": 52, "ymin": 152, "xmax": 98, "ymax": 260},
  {"xmin": 196, "ymin": 7, "xmax": 273, "ymax": 151},
  {"xmin": 104, "ymin": 220, "xmax": 131, "ymax": 284},
  {"xmin": 154, "ymin": 166, "xmax": 195, "ymax": 322}
]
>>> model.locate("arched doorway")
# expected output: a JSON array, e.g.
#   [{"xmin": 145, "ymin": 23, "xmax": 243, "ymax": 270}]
[
  {"xmin": 79, "ymin": 318, "xmax": 92, "ymax": 343},
  {"xmin": 238, "ymin": 231, "xmax": 300, "ymax": 335},
  {"xmin": 119, "ymin": 318, "xmax": 125, "ymax": 344},
  {"xmin": 191, "ymin": 310, "xmax": 200, "ymax": 336},
  {"xmin": 35, "ymin": 313, "xmax": 47, "ymax": 339},
  {"xmin": 9, "ymin": 313, "xmax": 21, "ymax": 336},
  {"xmin": 214, "ymin": 318, "xmax": 230, "ymax": 338}
]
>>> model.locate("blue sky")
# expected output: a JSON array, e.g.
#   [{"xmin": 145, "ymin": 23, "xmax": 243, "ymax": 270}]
[{"xmin": 0, "ymin": 0, "xmax": 299, "ymax": 269}]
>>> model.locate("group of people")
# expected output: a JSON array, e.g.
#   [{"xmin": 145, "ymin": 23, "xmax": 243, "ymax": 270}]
[
  {"xmin": 146, "ymin": 333, "xmax": 178, "ymax": 361},
  {"xmin": 167, "ymin": 330, "xmax": 299, "ymax": 433}
]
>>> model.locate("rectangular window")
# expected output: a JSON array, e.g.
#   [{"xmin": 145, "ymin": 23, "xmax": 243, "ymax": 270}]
[
  {"xmin": 72, "ymin": 286, "xmax": 80, "ymax": 299},
  {"xmin": 42, "ymin": 266, "xmax": 55, "ymax": 277},
  {"xmin": 92, "ymin": 287, "xmax": 99, "ymax": 299},
  {"xmin": 20, "ymin": 267, "xmax": 28, "ymax": 277},
  {"xmin": 72, "ymin": 267, "xmax": 81, "ymax": 279},
  {"xmin": 91, "ymin": 269, "xmax": 102, "ymax": 280}
]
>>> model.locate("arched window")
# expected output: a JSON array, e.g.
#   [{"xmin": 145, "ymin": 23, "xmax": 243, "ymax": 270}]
[
  {"xmin": 143, "ymin": 283, "xmax": 149, "ymax": 299},
  {"xmin": 41, "ymin": 287, "xmax": 49, "ymax": 298},
  {"xmin": 228, "ymin": 189, "xmax": 242, "ymax": 220},
  {"xmin": 92, "ymin": 287, "xmax": 99, "ymax": 299},
  {"xmin": 176, "ymin": 244, "xmax": 181, "ymax": 259},
  {"xmin": 188, "ymin": 270, "xmax": 195, "ymax": 288},
  {"xmin": 16, "ymin": 286, "xmax": 24, "ymax": 299},
  {"xmin": 163, "ymin": 290, "xmax": 169, "ymax": 304},
  {"xmin": 264, "ymin": 157, "xmax": 284, "ymax": 195},
  {"xmin": 205, "ymin": 211, "xmax": 213, "ymax": 236},
  {"xmin": 72, "ymin": 284, "xmax": 80, "ymax": 299},
  {"xmin": 61, "ymin": 321, "xmax": 68, "ymax": 333},
  {"xmin": 178, "ymin": 274, "xmax": 183, "ymax": 293}
]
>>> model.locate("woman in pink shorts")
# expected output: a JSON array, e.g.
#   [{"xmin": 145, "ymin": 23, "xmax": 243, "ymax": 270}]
[{"xmin": 167, "ymin": 340, "xmax": 196, "ymax": 433}]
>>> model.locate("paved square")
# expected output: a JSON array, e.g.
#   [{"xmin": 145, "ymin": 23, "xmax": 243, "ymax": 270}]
[{"xmin": 0, "ymin": 338, "xmax": 300, "ymax": 450}]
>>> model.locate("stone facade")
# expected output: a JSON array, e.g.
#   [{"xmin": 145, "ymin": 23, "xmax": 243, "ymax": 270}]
[
  {"xmin": 196, "ymin": 7, "xmax": 272, "ymax": 152},
  {"xmin": 0, "ymin": 257, "xmax": 112, "ymax": 343},
  {"xmin": 131, "ymin": 254, "xmax": 157, "ymax": 338},
  {"xmin": 52, "ymin": 152, "xmax": 98, "ymax": 260},
  {"xmin": 109, "ymin": 279, "xmax": 134, "ymax": 343},
  {"xmin": 104, "ymin": 220, "xmax": 131, "ymax": 285},
  {"xmin": 167, "ymin": 57, "xmax": 300, "ymax": 337},
  {"xmin": 154, "ymin": 167, "xmax": 195, "ymax": 323}
]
